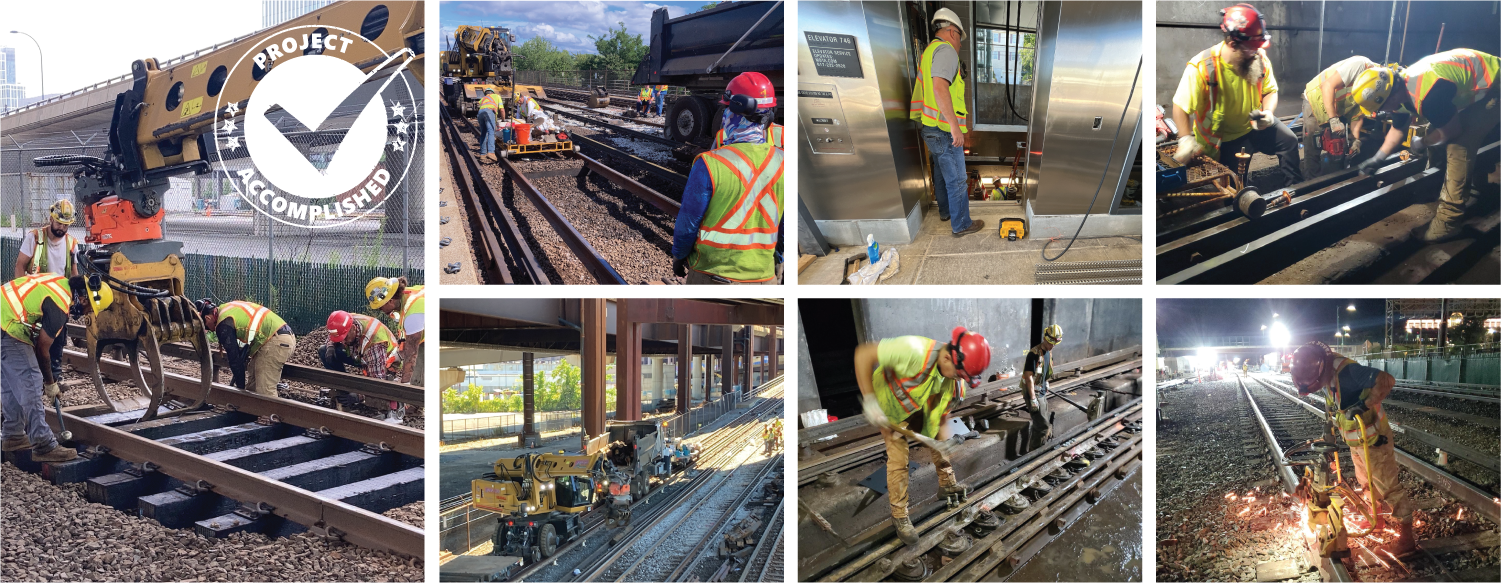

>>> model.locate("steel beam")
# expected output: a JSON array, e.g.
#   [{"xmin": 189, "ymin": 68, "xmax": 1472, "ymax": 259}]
[
  {"xmin": 1161, "ymin": 167, "xmax": 1443, "ymax": 284},
  {"xmin": 1157, "ymin": 168, "xmax": 1363, "ymax": 243},
  {"xmin": 677, "ymin": 324, "xmax": 692, "ymax": 413},
  {"xmin": 581, "ymin": 299, "xmax": 607, "ymax": 438},
  {"xmin": 720, "ymin": 326, "xmax": 734, "ymax": 401},
  {"xmin": 615, "ymin": 305, "xmax": 643, "ymax": 422},
  {"xmin": 568, "ymin": 133, "xmax": 687, "ymax": 187},
  {"xmin": 622, "ymin": 298, "xmax": 783, "ymax": 325},
  {"xmin": 521, "ymin": 353, "xmax": 538, "ymax": 444}
]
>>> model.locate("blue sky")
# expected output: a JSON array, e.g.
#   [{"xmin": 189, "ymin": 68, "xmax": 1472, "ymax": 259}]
[{"xmin": 439, "ymin": 1, "xmax": 704, "ymax": 55}]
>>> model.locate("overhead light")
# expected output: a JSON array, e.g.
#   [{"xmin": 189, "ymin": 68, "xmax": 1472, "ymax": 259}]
[
  {"xmin": 1273, "ymin": 313, "xmax": 1280, "ymax": 318},
  {"xmin": 1261, "ymin": 325, "xmax": 1268, "ymax": 331},
  {"xmin": 1342, "ymin": 325, "xmax": 1350, "ymax": 332},
  {"xmin": 1270, "ymin": 322, "xmax": 1291, "ymax": 347},
  {"xmin": 1347, "ymin": 304, "xmax": 1356, "ymax": 312}
]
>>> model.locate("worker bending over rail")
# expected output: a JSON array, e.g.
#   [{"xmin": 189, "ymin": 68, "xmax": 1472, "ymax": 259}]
[
  {"xmin": 1290, "ymin": 341, "xmax": 1414, "ymax": 556},
  {"xmin": 197, "ymin": 300, "xmax": 296, "ymax": 397},
  {"xmin": 1353, "ymin": 48, "xmax": 1500, "ymax": 242},
  {"xmin": 854, "ymin": 328, "xmax": 989, "ymax": 545},
  {"xmin": 1301, "ymin": 56, "xmax": 1380, "ymax": 178},
  {"xmin": 322, "ymin": 310, "xmax": 406, "ymax": 422},
  {"xmin": 2, "ymin": 273, "xmax": 111, "ymax": 462},
  {"xmin": 1020, "ymin": 324, "xmax": 1063, "ymax": 450},
  {"xmin": 366, "ymin": 277, "xmax": 425, "ymax": 386},
  {"xmin": 1171, "ymin": 3, "xmax": 1302, "ymax": 188}
]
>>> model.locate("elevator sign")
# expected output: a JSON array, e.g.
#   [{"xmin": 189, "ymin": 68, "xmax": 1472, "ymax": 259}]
[{"xmin": 806, "ymin": 32, "xmax": 864, "ymax": 79}]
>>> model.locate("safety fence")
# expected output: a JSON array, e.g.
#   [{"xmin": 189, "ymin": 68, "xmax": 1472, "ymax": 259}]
[
  {"xmin": 442, "ymin": 410, "xmax": 582, "ymax": 443},
  {"xmin": 516, "ymin": 69, "xmax": 689, "ymax": 97},
  {"xmin": 438, "ymin": 495, "xmax": 498, "ymax": 555},
  {"xmin": 1355, "ymin": 347, "xmax": 1501, "ymax": 386}
]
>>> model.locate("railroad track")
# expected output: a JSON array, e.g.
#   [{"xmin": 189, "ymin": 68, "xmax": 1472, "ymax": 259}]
[
  {"xmin": 439, "ymin": 100, "xmax": 683, "ymax": 285},
  {"xmin": 5, "ymin": 347, "xmax": 423, "ymax": 558},
  {"xmin": 805, "ymin": 401, "xmax": 1145, "ymax": 582},
  {"xmin": 1157, "ymin": 141, "xmax": 1500, "ymax": 284},
  {"xmin": 1237, "ymin": 373, "xmax": 1500, "ymax": 581},
  {"xmin": 740, "ymin": 500, "xmax": 785, "ymax": 582}
]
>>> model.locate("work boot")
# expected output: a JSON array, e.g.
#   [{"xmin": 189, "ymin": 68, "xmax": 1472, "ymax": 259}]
[
  {"xmin": 1412, "ymin": 216, "xmax": 1465, "ymax": 244},
  {"xmin": 32, "ymin": 445, "xmax": 77, "ymax": 462},
  {"xmin": 1, "ymin": 436, "xmax": 32, "ymax": 452},
  {"xmin": 1383, "ymin": 518, "xmax": 1418, "ymax": 557},
  {"xmin": 892, "ymin": 515, "xmax": 920, "ymax": 545},
  {"xmin": 940, "ymin": 483, "xmax": 970, "ymax": 498},
  {"xmin": 952, "ymin": 219, "xmax": 985, "ymax": 238}
]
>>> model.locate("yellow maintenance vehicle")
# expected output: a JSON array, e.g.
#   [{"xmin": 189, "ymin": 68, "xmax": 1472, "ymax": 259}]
[
  {"xmin": 473, "ymin": 448, "xmax": 633, "ymax": 564},
  {"xmin": 31, "ymin": 1, "xmax": 424, "ymax": 422},
  {"xmin": 441, "ymin": 25, "xmax": 547, "ymax": 117}
]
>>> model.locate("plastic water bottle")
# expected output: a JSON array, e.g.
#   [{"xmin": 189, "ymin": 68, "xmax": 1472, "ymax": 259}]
[{"xmin": 866, "ymin": 234, "xmax": 880, "ymax": 264}]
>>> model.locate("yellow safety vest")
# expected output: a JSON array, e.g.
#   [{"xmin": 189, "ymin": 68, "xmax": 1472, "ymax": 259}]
[
  {"xmin": 397, "ymin": 285, "xmax": 425, "ymax": 344},
  {"xmin": 218, "ymin": 301, "xmax": 287, "ymax": 355},
  {"xmin": 1184, "ymin": 44, "xmax": 1274, "ymax": 158},
  {"xmin": 1405, "ymin": 49, "xmax": 1500, "ymax": 119},
  {"xmin": 1320, "ymin": 356, "xmax": 1389, "ymax": 446},
  {"xmin": 687, "ymin": 143, "xmax": 784, "ymax": 282},
  {"xmin": 909, "ymin": 40, "xmax": 968, "ymax": 133},
  {"xmin": 714, "ymin": 123, "xmax": 783, "ymax": 150},
  {"xmin": 349, "ymin": 313, "xmax": 401, "ymax": 369},
  {"xmin": 27, "ymin": 228, "xmax": 78, "ymax": 276},
  {"xmin": 872, "ymin": 336, "xmax": 962, "ymax": 438},
  {"xmin": 0, "ymin": 274, "xmax": 71, "ymax": 345},
  {"xmin": 1303, "ymin": 61, "xmax": 1374, "ymax": 126},
  {"xmin": 478, "ymin": 93, "xmax": 503, "ymax": 113},
  {"xmin": 639, "ymin": 87, "xmax": 653, "ymax": 100}
]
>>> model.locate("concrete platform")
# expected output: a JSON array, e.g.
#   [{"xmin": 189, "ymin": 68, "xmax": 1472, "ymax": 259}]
[{"xmin": 800, "ymin": 204, "xmax": 1142, "ymax": 285}]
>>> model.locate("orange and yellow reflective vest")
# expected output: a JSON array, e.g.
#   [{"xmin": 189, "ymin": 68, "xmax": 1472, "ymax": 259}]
[
  {"xmin": 872, "ymin": 336, "xmax": 963, "ymax": 438},
  {"xmin": 687, "ymin": 143, "xmax": 784, "ymax": 282},
  {"xmin": 217, "ymin": 301, "xmax": 288, "ymax": 355},
  {"xmin": 27, "ymin": 228, "xmax": 78, "ymax": 276},
  {"xmin": 910, "ymin": 40, "xmax": 968, "ymax": 133},
  {"xmin": 1404, "ymin": 49, "xmax": 1499, "ymax": 119},
  {"xmin": 0, "ymin": 274, "xmax": 71, "ymax": 345}
]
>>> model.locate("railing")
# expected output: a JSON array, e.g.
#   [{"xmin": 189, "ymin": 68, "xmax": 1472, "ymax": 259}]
[
  {"xmin": 1159, "ymin": 336, "xmax": 1271, "ymax": 349},
  {"xmin": 441, "ymin": 410, "xmax": 582, "ymax": 442}
]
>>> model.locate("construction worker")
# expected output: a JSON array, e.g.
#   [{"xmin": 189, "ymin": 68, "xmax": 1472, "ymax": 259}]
[
  {"xmin": 911, "ymin": 7, "xmax": 984, "ymax": 237},
  {"xmin": 321, "ymin": 310, "xmax": 405, "ymax": 421},
  {"xmin": 517, "ymin": 92, "xmax": 558, "ymax": 133},
  {"xmin": 2, "ymin": 273, "xmax": 112, "ymax": 462},
  {"xmin": 762, "ymin": 420, "xmax": 775, "ymax": 455},
  {"xmin": 1020, "ymin": 324, "xmax": 1062, "ymax": 450},
  {"xmin": 1290, "ymin": 341, "xmax": 1414, "ymax": 556},
  {"xmin": 672, "ymin": 72, "xmax": 784, "ymax": 285},
  {"xmin": 477, "ymin": 87, "xmax": 503, "ymax": 162},
  {"xmin": 1352, "ymin": 49, "xmax": 1500, "ymax": 242},
  {"xmin": 197, "ymin": 300, "xmax": 296, "ymax": 397},
  {"xmin": 14, "ymin": 200, "xmax": 82, "ymax": 383},
  {"xmin": 772, "ymin": 417, "xmax": 783, "ymax": 449},
  {"xmin": 637, "ymin": 85, "xmax": 654, "ymax": 116},
  {"xmin": 853, "ymin": 327, "xmax": 990, "ymax": 545},
  {"xmin": 366, "ymin": 276, "xmax": 425, "ymax": 385},
  {"xmin": 1301, "ymin": 56, "xmax": 1380, "ymax": 178},
  {"xmin": 714, "ymin": 119, "xmax": 783, "ymax": 150},
  {"xmin": 655, "ymin": 84, "xmax": 668, "ymax": 117},
  {"xmin": 1171, "ymin": 4, "xmax": 1302, "ymax": 188}
]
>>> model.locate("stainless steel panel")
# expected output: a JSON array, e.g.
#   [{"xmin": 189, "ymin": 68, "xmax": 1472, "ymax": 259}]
[
  {"xmin": 1023, "ymin": 1, "xmax": 1143, "ymax": 216},
  {"xmin": 799, "ymin": 83, "xmax": 856, "ymax": 154},
  {"xmin": 798, "ymin": 1, "xmax": 929, "ymax": 225}
]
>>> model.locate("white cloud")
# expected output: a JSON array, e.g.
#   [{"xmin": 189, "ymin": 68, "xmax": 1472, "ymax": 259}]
[
  {"xmin": 440, "ymin": 1, "xmax": 696, "ymax": 54},
  {"xmin": 516, "ymin": 23, "xmax": 580, "ymax": 46}
]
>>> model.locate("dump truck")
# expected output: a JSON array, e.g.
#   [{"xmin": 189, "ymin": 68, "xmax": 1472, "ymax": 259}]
[
  {"xmin": 631, "ymin": 1, "xmax": 784, "ymax": 143},
  {"xmin": 602, "ymin": 419, "xmax": 676, "ymax": 503},
  {"xmin": 473, "ymin": 451, "xmax": 631, "ymax": 563}
]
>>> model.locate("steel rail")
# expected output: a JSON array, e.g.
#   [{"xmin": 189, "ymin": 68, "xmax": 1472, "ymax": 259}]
[
  {"xmin": 444, "ymin": 103, "xmax": 552, "ymax": 284},
  {"xmin": 43, "ymin": 408, "xmax": 423, "ymax": 558},
  {"xmin": 813, "ymin": 401, "xmax": 1143, "ymax": 582},
  {"xmin": 534, "ymin": 96, "xmax": 668, "ymax": 129},
  {"xmin": 741, "ymin": 499, "xmax": 784, "ymax": 582},
  {"xmin": 661, "ymin": 452, "xmax": 784, "ymax": 582},
  {"xmin": 546, "ymin": 104, "xmax": 689, "ymax": 149},
  {"xmin": 495, "ymin": 155, "xmax": 628, "ymax": 285},
  {"xmin": 1391, "ymin": 385, "xmax": 1501, "ymax": 404},
  {"xmin": 571, "ymin": 150, "xmax": 683, "ymax": 214},
  {"xmin": 569, "ymin": 132, "xmax": 689, "ymax": 187},
  {"xmin": 1157, "ymin": 168, "xmax": 1363, "ymax": 243},
  {"xmin": 441, "ymin": 105, "xmax": 513, "ymax": 283},
  {"xmin": 60, "ymin": 348, "xmax": 423, "ymax": 457}
]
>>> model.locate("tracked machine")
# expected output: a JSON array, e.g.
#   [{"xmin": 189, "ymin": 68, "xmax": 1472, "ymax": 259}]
[
  {"xmin": 32, "ymin": 1, "xmax": 424, "ymax": 422},
  {"xmin": 441, "ymin": 25, "xmax": 527, "ymax": 117},
  {"xmin": 473, "ymin": 450, "xmax": 633, "ymax": 564}
]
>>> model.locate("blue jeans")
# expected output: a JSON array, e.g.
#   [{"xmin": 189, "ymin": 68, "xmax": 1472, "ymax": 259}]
[
  {"xmin": 1, "ymin": 335, "xmax": 58, "ymax": 452},
  {"xmin": 921, "ymin": 126, "xmax": 972, "ymax": 233},
  {"xmin": 656, "ymin": 93, "xmax": 665, "ymax": 116},
  {"xmin": 478, "ymin": 108, "xmax": 497, "ymax": 156}
]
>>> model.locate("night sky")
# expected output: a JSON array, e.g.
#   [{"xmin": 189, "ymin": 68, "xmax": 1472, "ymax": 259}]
[{"xmin": 1157, "ymin": 299, "xmax": 1390, "ymax": 347}]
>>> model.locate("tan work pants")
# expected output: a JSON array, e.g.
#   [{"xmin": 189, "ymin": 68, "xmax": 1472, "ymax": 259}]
[
  {"xmin": 884, "ymin": 426, "xmax": 957, "ymax": 520},
  {"xmin": 1347, "ymin": 419, "xmax": 1412, "ymax": 523},
  {"xmin": 410, "ymin": 345, "xmax": 425, "ymax": 387},
  {"xmin": 1435, "ymin": 94, "xmax": 1501, "ymax": 223},
  {"xmin": 246, "ymin": 332, "xmax": 296, "ymax": 397}
]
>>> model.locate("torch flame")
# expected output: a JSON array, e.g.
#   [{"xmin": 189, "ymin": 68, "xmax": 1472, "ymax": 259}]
[
  {"xmin": 1239, "ymin": 507, "xmax": 1251, "ymax": 516},
  {"xmin": 1457, "ymin": 507, "xmax": 1465, "ymax": 520}
]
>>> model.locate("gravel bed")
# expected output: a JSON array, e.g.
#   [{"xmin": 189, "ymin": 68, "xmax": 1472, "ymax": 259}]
[
  {"xmin": 0, "ymin": 462, "xmax": 422, "ymax": 582},
  {"xmin": 382, "ymin": 502, "xmax": 425, "ymax": 529}
]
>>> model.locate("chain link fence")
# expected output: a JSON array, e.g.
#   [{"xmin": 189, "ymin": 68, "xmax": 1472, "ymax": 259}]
[
  {"xmin": 1, "ymin": 82, "xmax": 423, "ymax": 335},
  {"xmin": 515, "ymin": 69, "xmax": 689, "ymax": 98},
  {"xmin": 442, "ymin": 410, "xmax": 582, "ymax": 443}
]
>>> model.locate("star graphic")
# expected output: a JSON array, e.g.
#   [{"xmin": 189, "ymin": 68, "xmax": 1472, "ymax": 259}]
[
  {"xmin": 391, "ymin": 138, "xmax": 405, "ymax": 152},
  {"xmin": 389, "ymin": 101, "xmax": 406, "ymax": 118},
  {"xmin": 393, "ymin": 120, "xmax": 409, "ymax": 135},
  {"xmin": 219, "ymin": 119, "xmax": 237, "ymax": 134},
  {"xmin": 224, "ymin": 136, "xmax": 241, "ymax": 151},
  {"xmin": 224, "ymin": 102, "xmax": 240, "ymax": 116}
]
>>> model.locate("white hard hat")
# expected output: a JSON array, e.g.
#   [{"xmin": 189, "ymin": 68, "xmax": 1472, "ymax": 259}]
[{"xmin": 932, "ymin": 7, "xmax": 965, "ymax": 40}]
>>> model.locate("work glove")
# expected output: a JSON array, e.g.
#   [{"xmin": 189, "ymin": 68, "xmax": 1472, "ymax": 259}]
[
  {"xmin": 1172, "ymin": 135, "xmax": 1202, "ymax": 165},
  {"xmin": 43, "ymin": 382, "xmax": 61, "ymax": 401},
  {"xmin": 336, "ymin": 391, "xmax": 363, "ymax": 407},
  {"xmin": 672, "ymin": 257, "xmax": 689, "ymax": 278},
  {"xmin": 1408, "ymin": 136, "xmax": 1428, "ymax": 155},
  {"xmin": 1344, "ymin": 400, "xmax": 1371, "ymax": 418},
  {"xmin": 1358, "ymin": 153, "xmax": 1389, "ymax": 176},
  {"xmin": 1251, "ymin": 111, "xmax": 1276, "ymax": 131},
  {"xmin": 1328, "ymin": 117, "xmax": 1346, "ymax": 135},
  {"xmin": 1348, "ymin": 138, "xmax": 1363, "ymax": 157},
  {"xmin": 231, "ymin": 370, "xmax": 247, "ymax": 391},
  {"xmin": 859, "ymin": 393, "xmax": 894, "ymax": 430}
]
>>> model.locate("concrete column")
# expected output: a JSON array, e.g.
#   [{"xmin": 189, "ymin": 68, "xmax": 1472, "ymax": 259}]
[
  {"xmin": 582, "ymin": 299, "xmax": 607, "ymax": 439},
  {"xmin": 677, "ymin": 324, "xmax": 692, "ymax": 413},
  {"xmin": 521, "ymin": 352, "xmax": 539, "ymax": 447},
  {"xmin": 650, "ymin": 357, "xmax": 665, "ymax": 405},
  {"xmin": 705, "ymin": 354, "xmax": 716, "ymax": 400},
  {"xmin": 692, "ymin": 355, "xmax": 705, "ymax": 400},
  {"xmin": 616, "ymin": 304, "xmax": 642, "ymax": 422}
]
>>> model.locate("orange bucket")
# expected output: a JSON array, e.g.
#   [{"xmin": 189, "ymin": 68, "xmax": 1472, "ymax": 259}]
[{"xmin": 514, "ymin": 123, "xmax": 532, "ymax": 145}]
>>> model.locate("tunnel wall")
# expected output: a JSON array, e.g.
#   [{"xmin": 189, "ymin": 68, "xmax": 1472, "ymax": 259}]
[{"xmin": 797, "ymin": 311, "xmax": 823, "ymax": 415}]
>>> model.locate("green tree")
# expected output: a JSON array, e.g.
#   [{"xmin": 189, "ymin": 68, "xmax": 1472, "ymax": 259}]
[
  {"xmin": 577, "ymin": 22, "xmax": 647, "ymax": 71},
  {"xmin": 514, "ymin": 36, "xmax": 577, "ymax": 72}
]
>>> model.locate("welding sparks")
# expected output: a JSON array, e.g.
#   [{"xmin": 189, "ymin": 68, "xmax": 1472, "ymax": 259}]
[
  {"xmin": 1246, "ymin": 496, "xmax": 1256, "ymax": 503},
  {"xmin": 1457, "ymin": 507, "xmax": 1465, "ymax": 520},
  {"xmin": 1238, "ymin": 507, "xmax": 1251, "ymax": 516},
  {"xmin": 1225, "ymin": 492, "xmax": 1238, "ymax": 500}
]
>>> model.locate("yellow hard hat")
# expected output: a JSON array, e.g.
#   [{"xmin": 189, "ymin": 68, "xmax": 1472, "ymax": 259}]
[
  {"xmin": 365, "ymin": 277, "xmax": 400, "ymax": 310},
  {"xmin": 83, "ymin": 275, "xmax": 113, "ymax": 315},
  {"xmin": 1043, "ymin": 324, "xmax": 1063, "ymax": 345},
  {"xmin": 49, "ymin": 200, "xmax": 77, "ymax": 225},
  {"xmin": 1352, "ymin": 67, "xmax": 1397, "ymax": 118}
]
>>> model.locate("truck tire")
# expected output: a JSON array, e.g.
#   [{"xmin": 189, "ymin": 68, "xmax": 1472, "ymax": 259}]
[
  {"xmin": 632, "ymin": 474, "xmax": 646, "ymax": 502},
  {"xmin": 539, "ymin": 523, "xmax": 559, "ymax": 558},
  {"xmin": 667, "ymin": 95, "xmax": 711, "ymax": 142}
]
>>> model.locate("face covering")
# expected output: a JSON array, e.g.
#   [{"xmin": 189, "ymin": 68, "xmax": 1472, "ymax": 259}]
[{"xmin": 719, "ymin": 109, "xmax": 767, "ymax": 146}]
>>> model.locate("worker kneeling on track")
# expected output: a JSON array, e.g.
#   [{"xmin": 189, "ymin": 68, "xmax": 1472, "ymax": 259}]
[
  {"xmin": 2, "ymin": 273, "xmax": 113, "ymax": 462},
  {"xmin": 477, "ymin": 87, "xmax": 503, "ymax": 163},
  {"xmin": 1021, "ymin": 324, "xmax": 1063, "ymax": 451},
  {"xmin": 854, "ymin": 327, "xmax": 990, "ymax": 545},
  {"xmin": 1290, "ymin": 341, "xmax": 1416, "ymax": 557},
  {"xmin": 1171, "ymin": 3, "xmax": 1302, "ymax": 188},
  {"xmin": 672, "ymin": 71, "xmax": 784, "ymax": 285},
  {"xmin": 1301, "ymin": 56, "xmax": 1381, "ymax": 178},
  {"xmin": 321, "ymin": 310, "xmax": 406, "ymax": 422},
  {"xmin": 197, "ymin": 299, "xmax": 296, "ymax": 397},
  {"xmin": 1352, "ymin": 48, "xmax": 1500, "ymax": 243},
  {"xmin": 366, "ymin": 277, "xmax": 424, "ymax": 386}
]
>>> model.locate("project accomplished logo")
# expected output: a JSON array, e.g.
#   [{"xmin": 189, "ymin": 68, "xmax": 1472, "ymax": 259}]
[{"xmin": 214, "ymin": 25, "xmax": 417, "ymax": 228}]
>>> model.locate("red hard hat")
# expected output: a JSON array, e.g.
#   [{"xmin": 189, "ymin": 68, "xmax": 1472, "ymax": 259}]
[
  {"xmin": 1290, "ymin": 341, "xmax": 1331, "ymax": 395},
  {"xmin": 327, "ymin": 311, "xmax": 354, "ymax": 343},
  {"xmin": 1220, "ymin": 3, "xmax": 1270, "ymax": 49},
  {"xmin": 950, "ymin": 327, "xmax": 992, "ymax": 385},
  {"xmin": 721, "ymin": 71, "xmax": 776, "ymax": 111}
]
